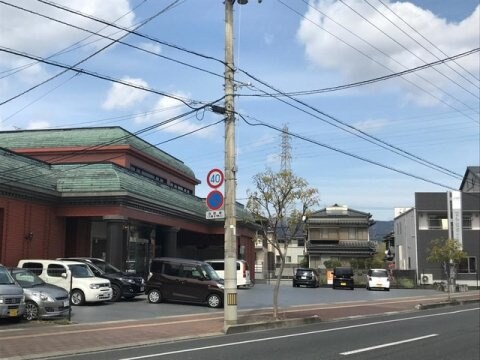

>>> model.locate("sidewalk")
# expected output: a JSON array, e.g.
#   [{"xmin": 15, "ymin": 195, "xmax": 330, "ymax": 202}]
[{"xmin": 1, "ymin": 291, "xmax": 478, "ymax": 360}]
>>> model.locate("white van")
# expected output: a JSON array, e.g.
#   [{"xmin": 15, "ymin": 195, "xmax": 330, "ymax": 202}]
[
  {"xmin": 205, "ymin": 259, "xmax": 252, "ymax": 288},
  {"xmin": 17, "ymin": 259, "xmax": 112, "ymax": 305}
]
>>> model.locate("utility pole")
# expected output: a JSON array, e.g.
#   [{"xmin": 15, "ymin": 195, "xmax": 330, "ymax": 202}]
[
  {"xmin": 223, "ymin": 0, "xmax": 237, "ymax": 329},
  {"xmin": 223, "ymin": 0, "xmax": 261, "ymax": 332}
]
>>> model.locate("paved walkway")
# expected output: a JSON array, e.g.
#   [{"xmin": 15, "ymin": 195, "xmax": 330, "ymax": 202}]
[{"xmin": 1, "ymin": 291, "xmax": 478, "ymax": 360}]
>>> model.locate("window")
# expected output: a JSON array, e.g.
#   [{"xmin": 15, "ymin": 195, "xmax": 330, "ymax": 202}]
[
  {"xmin": 47, "ymin": 264, "xmax": 66, "ymax": 277},
  {"xmin": 463, "ymin": 215, "xmax": 472, "ymax": 230},
  {"xmin": 21, "ymin": 262, "xmax": 43, "ymax": 275},
  {"xmin": 348, "ymin": 228, "xmax": 356, "ymax": 240},
  {"xmin": 459, "ymin": 257, "xmax": 477, "ymax": 274},
  {"xmin": 428, "ymin": 215, "xmax": 448, "ymax": 230},
  {"xmin": 286, "ymin": 256, "xmax": 291, "ymax": 263},
  {"xmin": 297, "ymin": 238, "xmax": 305, "ymax": 247}
]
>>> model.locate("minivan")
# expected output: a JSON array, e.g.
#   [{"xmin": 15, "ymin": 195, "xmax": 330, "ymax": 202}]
[
  {"xmin": 332, "ymin": 266, "xmax": 354, "ymax": 290},
  {"xmin": 57, "ymin": 257, "xmax": 145, "ymax": 302},
  {"xmin": 0, "ymin": 264, "xmax": 25, "ymax": 321},
  {"xmin": 146, "ymin": 257, "xmax": 224, "ymax": 308},
  {"xmin": 17, "ymin": 259, "xmax": 112, "ymax": 305},
  {"xmin": 205, "ymin": 259, "xmax": 252, "ymax": 288}
]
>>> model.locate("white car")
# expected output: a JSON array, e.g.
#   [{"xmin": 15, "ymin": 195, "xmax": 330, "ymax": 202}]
[{"xmin": 366, "ymin": 268, "xmax": 390, "ymax": 291}]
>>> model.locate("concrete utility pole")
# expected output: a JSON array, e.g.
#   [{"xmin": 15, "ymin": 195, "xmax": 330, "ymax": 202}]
[
  {"xmin": 223, "ymin": 0, "xmax": 261, "ymax": 331},
  {"xmin": 223, "ymin": 0, "xmax": 238, "ymax": 329}
]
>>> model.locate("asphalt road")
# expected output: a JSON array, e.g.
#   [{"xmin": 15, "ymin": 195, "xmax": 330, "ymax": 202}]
[
  {"xmin": 48, "ymin": 303, "xmax": 480, "ymax": 360},
  {"xmin": 68, "ymin": 284, "xmax": 442, "ymax": 324}
]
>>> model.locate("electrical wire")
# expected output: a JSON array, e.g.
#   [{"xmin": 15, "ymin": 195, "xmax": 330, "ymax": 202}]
[
  {"xmin": 237, "ymin": 112, "xmax": 457, "ymax": 190},
  {"xmin": 0, "ymin": 99, "xmax": 224, "ymax": 185},
  {"xmin": 363, "ymin": 0, "xmax": 478, "ymax": 94},
  {"xmin": 280, "ymin": 0, "xmax": 478, "ymax": 122},
  {"xmin": 0, "ymin": 46, "xmax": 199, "ymax": 109},
  {"xmin": 238, "ymin": 67, "xmax": 465, "ymax": 180},
  {"xmin": 0, "ymin": 0, "xmax": 181, "ymax": 107},
  {"xmin": 238, "ymin": 48, "xmax": 479, "ymax": 98}
]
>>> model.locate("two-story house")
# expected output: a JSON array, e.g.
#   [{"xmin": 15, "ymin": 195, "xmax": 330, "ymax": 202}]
[{"xmin": 305, "ymin": 204, "xmax": 376, "ymax": 269}]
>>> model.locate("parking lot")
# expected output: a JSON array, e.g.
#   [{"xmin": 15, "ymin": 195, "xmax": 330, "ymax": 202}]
[{"xmin": 64, "ymin": 284, "xmax": 440, "ymax": 324}]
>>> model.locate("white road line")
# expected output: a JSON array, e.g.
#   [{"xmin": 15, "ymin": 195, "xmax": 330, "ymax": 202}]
[
  {"xmin": 340, "ymin": 334, "xmax": 438, "ymax": 355},
  {"xmin": 119, "ymin": 307, "xmax": 478, "ymax": 360}
]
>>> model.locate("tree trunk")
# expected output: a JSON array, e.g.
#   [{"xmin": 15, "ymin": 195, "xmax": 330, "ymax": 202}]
[{"xmin": 272, "ymin": 258, "xmax": 286, "ymax": 320}]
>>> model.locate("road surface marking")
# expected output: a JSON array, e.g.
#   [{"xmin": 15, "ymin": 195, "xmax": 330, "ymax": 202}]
[
  {"xmin": 118, "ymin": 307, "xmax": 478, "ymax": 360},
  {"xmin": 340, "ymin": 334, "xmax": 438, "ymax": 355}
]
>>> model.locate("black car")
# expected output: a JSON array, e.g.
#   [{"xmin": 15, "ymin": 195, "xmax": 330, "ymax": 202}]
[
  {"xmin": 57, "ymin": 258, "xmax": 145, "ymax": 301},
  {"xmin": 332, "ymin": 267, "xmax": 354, "ymax": 290},
  {"xmin": 292, "ymin": 268, "xmax": 320, "ymax": 288}
]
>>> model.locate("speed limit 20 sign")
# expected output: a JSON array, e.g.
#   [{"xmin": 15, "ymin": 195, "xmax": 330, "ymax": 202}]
[{"xmin": 206, "ymin": 168, "xmax": 224, "ymax": 189}]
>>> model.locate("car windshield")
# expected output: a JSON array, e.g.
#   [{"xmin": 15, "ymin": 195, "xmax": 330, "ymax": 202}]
[
  {"xmin": 68, "ymin": 264, "xmax": 94, "ymax": 278},
  {"xmin": 371, "ymin": 270, "xmax": 388, "ymax": 277},
  {"xmin": 201, "ymin": 264, "xmax": 222, "ymax": 281},
  {"xmin": 0, "ymin": 267, "xmax": 16, "ymax": 285},
  {"xmin": 89, "ymin": 259, "xmax": 121, "ymax": 274},
  {"xmin": 12, "ymin": 270, "xmax": 44, "ymax": 287}
]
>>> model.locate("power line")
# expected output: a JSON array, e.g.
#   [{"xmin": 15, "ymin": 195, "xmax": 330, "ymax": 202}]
[
  {"xmin": 376, "ymin": 0, "xmax": 479, "ymax": 83},
  {"xmin": 0, "ymin": 100, "xmax": 224, "ymax": 185},
  {"xmin": 280, "ymin": 0, "xmax": 478, "ymax": 122},
  {"xmin": 237, "ymin": 67, "xmax": 465, "ymax": 180},
  {"xmin": 0, "ymin": 46, "xmax": 200, "ymax": 108},
  {"xmin": 0, "ymin": 0, "xmax": 182, "ymax": 108},
  {"xmin": 363, "ymin": 0, "xmax": 478, "ymax": 94},
  {"xmin": 237, "ymin": 112, "xmax": 458, "ymax": 191},
  {"xmin": 238, "ymin": 48, "xmax": 479, "ymax": 98},
  {"xmin": 37, "ymin": 0, "xmax": 225, "ymax": 66},
  {"xmin": 336, "ymin": 0, "xmax": 478, "ymax": 109}
]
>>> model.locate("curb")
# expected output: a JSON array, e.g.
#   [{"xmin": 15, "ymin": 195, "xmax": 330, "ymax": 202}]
[
  {"xmin": 225, "ymin": 315, "xmax": 321, "ymax": 335},
  {"xmin": 415, "ymin": 298, "xmax": 479, "ymax": 310}
]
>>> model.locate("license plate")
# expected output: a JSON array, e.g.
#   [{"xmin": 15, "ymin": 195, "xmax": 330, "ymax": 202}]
[
  {"xmin": 8, "ymin": 308, "xmax": 18, "ymax": 317},
  {"xmin": 140, "ymin": 286, "xmax": 144, "ymax": 292},
  {"xmin": 64, "ymin": 300, "xmax": 70, "ymax": 307},
  {"xmin": 376, "ymin": 283, "xmax": 382, "ymax": 287},
  {"xmin": 340, "ymin": 282, "xmax": 346, "ymax": 286},
  {"xmin": 301, "ymin": 276, "xmax": 307, "ymax": 279}
]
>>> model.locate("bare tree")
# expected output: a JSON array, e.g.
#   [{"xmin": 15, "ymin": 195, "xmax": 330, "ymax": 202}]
[{"xmin": 246, "ymin": 168, "xmax": 319, "ymax": 320}]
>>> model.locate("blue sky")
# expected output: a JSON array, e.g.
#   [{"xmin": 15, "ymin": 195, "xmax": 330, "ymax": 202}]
[{"xmin": 0, "ymin": 0, "xmax": 479, "ymax": 221}]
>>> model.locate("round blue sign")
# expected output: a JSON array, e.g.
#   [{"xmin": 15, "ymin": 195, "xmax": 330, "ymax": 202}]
[{"xmin": 206, "ymin": 190, "xmax": 224, "ymax": 210}]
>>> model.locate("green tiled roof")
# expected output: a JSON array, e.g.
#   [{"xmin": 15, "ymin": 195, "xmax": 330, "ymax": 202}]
[
  {"xmin": 0, "ymin": 148, "xmax": 57, "ymax": 191},
  {"xmin": 55, "ymin": 163, "xmax": 207, "ymax": 216},
  {"xmin": 0, "ymin": 127, "xmax": 196, "ymax": 179}
]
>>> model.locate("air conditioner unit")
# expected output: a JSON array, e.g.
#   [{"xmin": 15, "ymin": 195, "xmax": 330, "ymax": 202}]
[{"xmin": 420, "ymin": 273, "xmax": 433, "ymax": 285}]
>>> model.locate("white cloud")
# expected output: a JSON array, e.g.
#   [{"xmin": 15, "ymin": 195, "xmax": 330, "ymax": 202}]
[
  {"xmin": 297, "ymin": 0, "xmax": 479, "ymax": 106},
  {"xmin": 0, "ymin": 0, "xmax": 135, "ymax": 69},
  {"xmin": 352, "ymin": 118, "xmax": 388, "ymax": 132},
  {"xmin": 27, "ymin": 120, "xmax": 50, "ymax": 130},
  {"xmin": 138, "ymin": 42, "xmax": 162, "ymax": 55},
  {"xmin": 102, "ymin": 77, "xmax": 149, "ymax": 110}
]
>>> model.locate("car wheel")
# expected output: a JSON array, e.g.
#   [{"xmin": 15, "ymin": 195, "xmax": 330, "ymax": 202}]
[
  {"xmin": 366, "ymin": 286, "xmax": 370, "ymax": 290},
  {"xmin": 24, "ymin": 301, "xmax": 39, "ymax": 321},
  {"xmin": 385, "ymin": 288, "xmax": 390, "ymax": 291},
  {"xmin": 110, "ymin": 284, "xmax": 122, "ymax": 302},
  {"xmin": 207, "ymin": 293, "xmax": 222, "ymax": 308},
  {"xmin": 70, "ymin": 289, "xmax": 85, "ymax": 306},
  {"xmin": 148, "ymin": 289, "xmax": 162, "ymax": 303}
]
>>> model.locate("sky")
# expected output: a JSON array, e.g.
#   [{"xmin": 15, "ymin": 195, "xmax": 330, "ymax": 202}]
[{"xmin": 0, "ymin": 0, "xmax": 479, "ymax": 221}]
